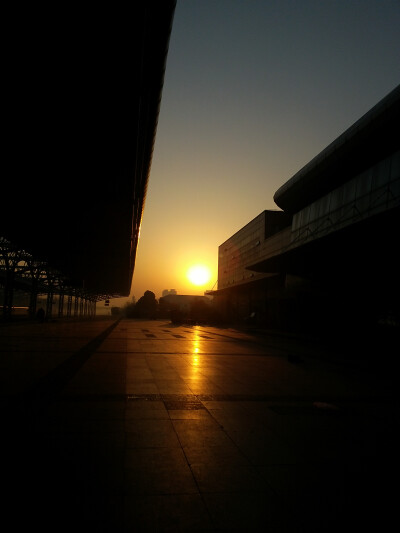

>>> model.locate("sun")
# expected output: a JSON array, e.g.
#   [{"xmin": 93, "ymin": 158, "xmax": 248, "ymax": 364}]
[{"xmin": 187, "ymin": 264, "xmax": 211, "ymax": 286}]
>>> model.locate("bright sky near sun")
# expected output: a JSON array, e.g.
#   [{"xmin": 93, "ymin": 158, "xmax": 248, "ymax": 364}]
[{"xmin": 112, "ymin": 0, "xmax": 400, "ymax": 307}]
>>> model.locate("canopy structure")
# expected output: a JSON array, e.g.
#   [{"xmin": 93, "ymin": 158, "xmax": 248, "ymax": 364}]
[
  {"xmin": 1, "ymin": 2, "xmax": 176, "ymax": 299},
  {"xmin": 274, "ymin": 85, "xmax": 400, "ymax": 214}
]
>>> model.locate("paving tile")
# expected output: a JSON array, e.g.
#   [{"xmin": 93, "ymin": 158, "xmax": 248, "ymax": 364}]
[
  {"xmin": 125, "ymin": 400, "xmax": 169, "ymax": 420},
  {"xmin": 155, "ymin": 380, "xmax": 193, "ymax": 395},
  {"xmin": 187, "ymin": 385, "xmax": 227, "ymax": 395},
  {"xmin": 190, "ymin": 462, "xmax": 274, "ymax": 494},
  {"xmin": 168, "ymin": 409, "xmax": 212, "ymax": 420},
  {"xmin": 172, "ymin": 418, "xmax": 232, "ymax": 448},
  {"xmin": 125, "ymin": 418, "xmax": 181, "ymax": 448},
  {"xmin": 124, "ymin": 447, "xmax": 198, "ymax": 495},
  {"xmin": 203, "ymin": 492, "xmax": 297, "ymax": 532},
  {"xmin": 126, "ymin": 381, "xmax": 160, "ymax": 395},
  {"xmin": 96, "ymin": 339, "xmax": 127, "ymax": 352},
  {"xmin": 183, "ymin": 444, "xmax": 250, "ymax": 467},
  {"xmin": 123, "ymin": 494, "xmax": 215, "ymax": 532},
  {"xmin": 229, "ymin": 429, "xmax": 300, "ymax": 465}
]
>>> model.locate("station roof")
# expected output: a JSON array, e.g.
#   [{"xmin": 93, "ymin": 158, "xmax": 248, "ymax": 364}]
[
  {"xmin": 1, "ymin": 2, "xmax": 176, "ymax": 297},
  {"xmin": 274, "ymin": 84, "xmax": 400, "ymax": 213}
]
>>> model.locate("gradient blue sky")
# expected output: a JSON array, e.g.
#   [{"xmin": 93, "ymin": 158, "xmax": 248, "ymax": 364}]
[{"xmin": 113, "ymin": 0, "xmax": 400, "ymax": 307}]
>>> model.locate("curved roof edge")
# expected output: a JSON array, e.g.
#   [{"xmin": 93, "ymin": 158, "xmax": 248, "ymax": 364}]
[{"xmin": 274, "ymin": 84, "xmax": 400, "ymax": 213}]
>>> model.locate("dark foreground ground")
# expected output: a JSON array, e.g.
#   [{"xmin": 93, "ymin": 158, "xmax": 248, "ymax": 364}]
[{"xmin": 1, "ymin": 317, "xmax": 398, "ymax": 532}]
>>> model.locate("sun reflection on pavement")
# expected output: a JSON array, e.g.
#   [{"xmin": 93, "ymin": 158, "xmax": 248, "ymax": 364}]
[{"xmin": 191, "ymin": 328, "xmax": 201, "ymax": 366}]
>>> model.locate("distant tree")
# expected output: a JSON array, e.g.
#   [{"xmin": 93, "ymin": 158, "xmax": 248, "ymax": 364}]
[{"xmin": 135, "ymin": 290, "xmax": 158, "ymax": 319}]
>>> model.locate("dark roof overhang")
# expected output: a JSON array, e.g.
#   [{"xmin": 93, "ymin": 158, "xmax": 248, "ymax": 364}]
[
  {"xmin": 1, "ymin": 2, "xmax": 176, "ymax": 297},
  {"xmin": 248, "ymin": 206, "xmax": 400, "ymax": 285},
  {"xmin": 274, "ymin": 84, "xmax": 400, "ymax": 214},
  {"xmin": 206, "ymin": 274, "xmax": 282, "ymax": 297}
]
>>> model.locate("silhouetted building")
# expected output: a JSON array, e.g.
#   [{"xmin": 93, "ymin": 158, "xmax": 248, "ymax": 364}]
[
  {"xmin": 208, "ymin": 85, "xmax": 400, "ymax": 334},
  {"xmin": 162, "ymin": 289, "xmax": 177, "ymax": 297},
  {"xmin": 160, "ymin": 294, "xmax": 210, "ymax": 313},
  {"xmin": 207, "ymin": 210, "xmax": 292, "ymax": 326},
  {"xmin": 159, "ymin": 294, "xmax": 212, "ymax": 323}
]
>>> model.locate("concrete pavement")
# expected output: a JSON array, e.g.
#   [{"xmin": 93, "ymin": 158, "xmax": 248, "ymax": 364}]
[{"xmin": 1, "ymin": 317, "xmax": 398, "ymax": 532}]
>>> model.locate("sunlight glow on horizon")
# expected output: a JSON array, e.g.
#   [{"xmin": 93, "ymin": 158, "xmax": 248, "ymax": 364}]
[{"xmin": 186, "ymin": 264, "xmax": 212, "ymax": 287}]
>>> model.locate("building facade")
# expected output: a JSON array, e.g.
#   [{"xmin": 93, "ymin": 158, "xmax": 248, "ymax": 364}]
[
  {"xmin": 210, "ymin": 211, "xmax": 291, "ymax": 326},
  {"xmin": 209, "ymin": 85, "xmax": 400, "ymax": 335}
]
